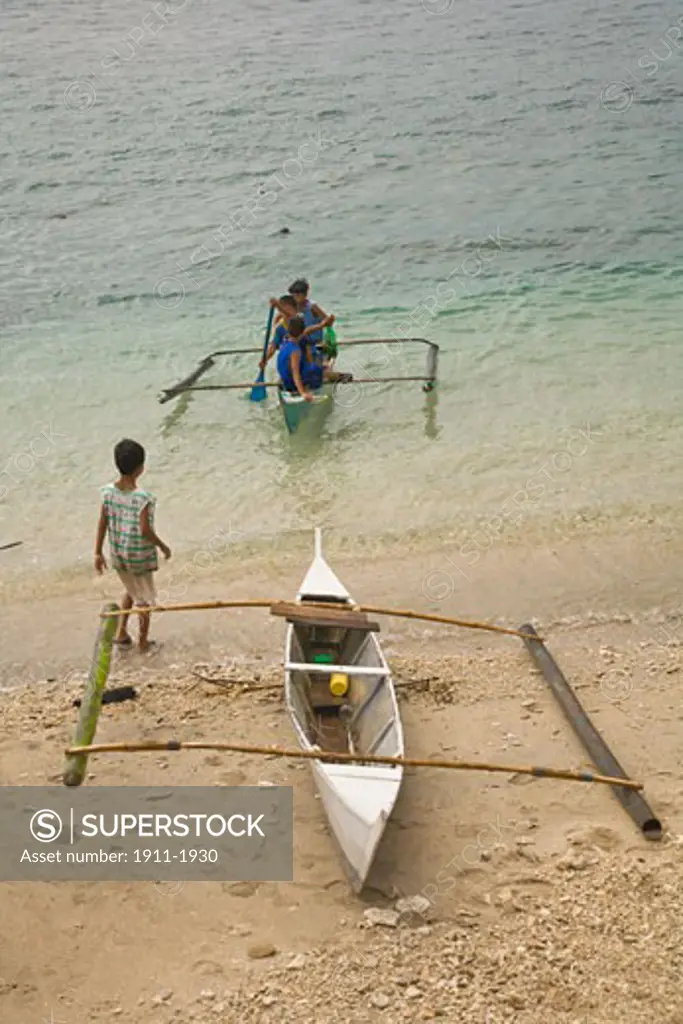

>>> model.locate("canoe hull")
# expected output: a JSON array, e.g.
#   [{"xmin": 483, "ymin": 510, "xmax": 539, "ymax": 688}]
[
  {"xmin": 283, "ymin": 529, "xmax": 404, "ymax": 892},
  {"xmin": 278, "ymin": 385, "xmax": 332, "ymax": 434},
  {"xmin": 312, "ymin": 760, "xmax": 402, "ymax": 893}
]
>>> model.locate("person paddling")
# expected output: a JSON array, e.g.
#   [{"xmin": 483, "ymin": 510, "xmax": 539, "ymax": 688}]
[
  {"xmin": 288, "ymin": 278, "xmax": 330, "ymax": 353},
  {"xmin": 260, "ymin": 294, "xmax": 298, "ymax": 370},
  {"xmin": 262, "ymin": 296, "xmax": 333, "ymax": 369},
  {"xmin": 277, "ymin": 316, "xmax": 323, "ymax": 401}
]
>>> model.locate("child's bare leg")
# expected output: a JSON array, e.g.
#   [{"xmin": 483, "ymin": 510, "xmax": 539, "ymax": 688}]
[
  {"xmin": 138, "ymin": 608, "xmax": 152, "ymax": 651},
  {"xmin": 116, "ymin": 594, "xmax": 134, "ymax": 643}
]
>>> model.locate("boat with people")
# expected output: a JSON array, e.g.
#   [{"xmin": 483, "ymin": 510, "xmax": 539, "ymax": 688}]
[
  {"xmin": 276, "ymin": 528, "xmax": 404, "ymax": 891},
  {"xmin": 159, "ymin": 277, "xmax": 438, "ymax": 433},
  {"xmin": 159, "ymin": 334, "xmax": 439, "ymax": 434},
  {"xmin": 159, "ymin": 335, "xmax": 438, "ymax": 434}
]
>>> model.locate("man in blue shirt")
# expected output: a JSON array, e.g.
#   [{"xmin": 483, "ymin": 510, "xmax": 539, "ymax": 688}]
[
  {"xmin": 261, "ymin": 293, "xmax": 334, "ymax": 371},
  {"xmin": 276, "ymin": 316, "xmax": 323, "ymax": 400}
]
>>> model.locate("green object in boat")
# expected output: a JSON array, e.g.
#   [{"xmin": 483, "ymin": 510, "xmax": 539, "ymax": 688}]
[
  {"xmin": 313, "ymin": 652, "xmax": 334, "ymax": 664},
  {"xmin": 323, "ymin": 325, "xmax": 338, "ymax": 359}
]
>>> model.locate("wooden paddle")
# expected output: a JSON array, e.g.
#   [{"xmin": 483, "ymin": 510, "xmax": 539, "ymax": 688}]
[{"xmin": 250, "ymin": 305, "xmax": 275, "ymax": 402}]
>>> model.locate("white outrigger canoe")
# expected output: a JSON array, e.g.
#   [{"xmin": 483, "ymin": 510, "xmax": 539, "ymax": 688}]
[{"xmin": 281, "ymin": 529, "xmax": 404, "ymax": 892}]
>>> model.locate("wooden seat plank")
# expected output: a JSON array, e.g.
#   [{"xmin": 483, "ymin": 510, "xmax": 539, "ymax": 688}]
[{"xmin": 271, "ymin": 601, "xmax": 380, "ymax": 633}]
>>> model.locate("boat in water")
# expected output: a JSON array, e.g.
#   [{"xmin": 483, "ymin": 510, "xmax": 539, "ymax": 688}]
[
  {"xmin": 159, "ymin": 337, "xmax": 438, "ymax": 435},
  {"xmin": 278, "ymin": 528, "xmax": 404, "ymax": 891}
]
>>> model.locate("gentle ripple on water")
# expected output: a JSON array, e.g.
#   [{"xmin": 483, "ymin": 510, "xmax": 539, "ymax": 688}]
[{"xmin": 1, "ymin": 0, "xmax": 683, "ymax": 581}]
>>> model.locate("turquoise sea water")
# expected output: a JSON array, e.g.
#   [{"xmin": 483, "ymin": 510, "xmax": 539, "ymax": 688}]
[{"xmin": 1, "ymin": 0, "xmax": 683, "ymax": 584}]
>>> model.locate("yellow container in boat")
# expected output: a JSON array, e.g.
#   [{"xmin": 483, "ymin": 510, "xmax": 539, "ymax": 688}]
[{"xmin": 330, "ymin": 673, "xmax": 348, "ymax": 697}]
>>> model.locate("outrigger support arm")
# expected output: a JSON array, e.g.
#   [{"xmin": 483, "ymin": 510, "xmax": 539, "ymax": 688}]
[
  {"xmin": 158, "ymin": 338, "xmax": 439, "ymax": 403},
  {"xmin": 340, "ymin": 338, "xmax": 438, "ymax": 393},
  {"xmin": 159, "ymin": 355, "xmax": 216, "ymax": 404},
  {"xmin": 169, "ymin": 376, "xmax": 435, "ymax": 395},
  {"xmin": 159, "ymin": 347, "xmax": 271, "ymax": 404}
]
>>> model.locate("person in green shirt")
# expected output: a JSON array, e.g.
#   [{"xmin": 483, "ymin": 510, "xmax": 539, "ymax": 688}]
[{"xmin": 94, "ymin": 438, "xmax": 171, "ymax": 652}]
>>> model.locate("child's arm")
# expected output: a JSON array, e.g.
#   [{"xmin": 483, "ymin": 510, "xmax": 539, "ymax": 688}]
[
  {"xmin": 311, "ymin": 302, "xmax": 330, "ymax": 322},
  {"xmin": 260, "ymin": 343, "xmax": 276, "ymax": 369},
  {"xmin": 260, "ymin": 327, "xmax": 281, "ymax": 368},
  {"xmin": 301, "ymin": 313, "xmax": 335, "ymax": 338},
  {"xmin": 140, "ymin": 505, "xmax": 171, "ymax": 560},
  {"xmin": 94, "ymin": 505, "xmax": 107, "ymax": 573},
  {"xmin": 291, "ymin": 348, "xmax": 313, "ymax": 402}
]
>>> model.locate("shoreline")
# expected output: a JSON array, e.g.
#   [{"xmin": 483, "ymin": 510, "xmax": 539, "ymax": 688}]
[{"xmin": 2, "ymin": 511, "xmax": 682, "ymax": 687}]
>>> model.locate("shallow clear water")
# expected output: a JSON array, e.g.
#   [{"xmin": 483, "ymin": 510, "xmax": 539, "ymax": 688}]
[{"xmin": 1, "ymin": 0, "xmax": 682, "ymax": 584}]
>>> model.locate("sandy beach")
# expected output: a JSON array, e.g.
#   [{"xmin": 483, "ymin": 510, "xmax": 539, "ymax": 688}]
[
  {"xmin": 1, "ymin": 519, "xmax": 682, "ymax": 1023},
  {"xmin": 4, "ymin": 0, "xmax": 683, "ymax": 1017}
]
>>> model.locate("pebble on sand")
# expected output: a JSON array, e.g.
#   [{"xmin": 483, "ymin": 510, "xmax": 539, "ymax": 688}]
[
  {"xmin": 247, "ymin": 943, "xmax": 278, "ymax": 960},
  {"xmin": 227, "ymin": 881, "xmax": 258, "ymax": 898},
  {"xmin": 370, "ymin": 991, "xmax": 391, "ymax": 1009},
  {"xmin": 364, "ymin": 908, "xmax": 399, "ymax": 928},
  {"xmin": 151, "ymin": 990, "xmax": 173, "ymax": 1005},
  {"xmin": 395, "ymin": 895, "xmax": 432, "ymax": 918}
]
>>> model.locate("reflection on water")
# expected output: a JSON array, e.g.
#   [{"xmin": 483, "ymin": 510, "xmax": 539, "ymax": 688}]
[
  {"xmin": 160, "ymin": 391, "xmax": 195, "ymax": 437},
  {"xmin": 272, "ymin": 395, "xmax": 356, "ymax": 535},
  {"xmin": 423, "ymin": 388, "xmax": 440, "ymax": 441}
]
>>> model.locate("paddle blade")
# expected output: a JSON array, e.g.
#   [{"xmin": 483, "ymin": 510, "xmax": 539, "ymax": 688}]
[
  {"xmin": 250, "ymin": 368, "xmax": 267, "ymax": 402},
  {"xmin": 251, "ymin": 305, "xmax": 276, "ymax": 401}
]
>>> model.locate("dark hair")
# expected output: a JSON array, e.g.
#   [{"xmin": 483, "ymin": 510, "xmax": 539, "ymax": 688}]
[
  {"xmin": 289, "ymin": 278, "xmax": 309, "ymax": 296},
  {"xmin": 279, "ymin": 294, "xmax": 297, "ymax": 307},
  {"xmin": 114, "ymin": 438, "xmax": 145, "ymax": 475},
  {"xmin": 288, "ymin": 316, "xmax": 305, "ymax": 339}
]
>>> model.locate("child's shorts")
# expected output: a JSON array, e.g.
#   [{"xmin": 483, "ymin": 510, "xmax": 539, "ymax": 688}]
[{"xmin": 115, "ymin": 570, "xmax": 156, "ymax": 606}]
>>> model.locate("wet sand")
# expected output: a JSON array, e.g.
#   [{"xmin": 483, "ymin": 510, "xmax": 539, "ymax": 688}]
[{"xmin": 2, "ymin": 512, "xmax": 682, "ymax": 682}]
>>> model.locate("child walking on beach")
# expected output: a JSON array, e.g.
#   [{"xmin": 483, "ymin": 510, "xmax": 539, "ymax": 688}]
[{"xmin": 94, "ymin": 439, "xmax": 171, "ymax": 651}]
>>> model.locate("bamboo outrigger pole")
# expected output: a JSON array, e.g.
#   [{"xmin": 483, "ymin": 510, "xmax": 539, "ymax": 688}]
[
  {"xmin": 101, "ymin": 598, "xmax": 273, "ymax": 616},
  {"xmin": 358, "ymin": 604, "xmax": 538, "ymax": 640},
  {"xmin": 64, "ymin": 738, "xmax": 643, "ymax": 790},
  {"xmin": 158, "ymin": 338, "xmax": 439, "ymax": 404},
  {"xmin": 99, "ymin": 599, "xmax": 542, "ymax": 642},
  {"xmin": 169, "ymin": 376, "xmax": 435, "ymax": 394}
]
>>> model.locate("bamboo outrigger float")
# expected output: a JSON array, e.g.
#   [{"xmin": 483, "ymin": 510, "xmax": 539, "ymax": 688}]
[
  {"xmin": 519, "ymin": 624, "xmax": 661, "ymax": 839},
  {"xmin": 64, "ymin": 531, "xmax": 659, "ymax": 892},
  {"xmin": 159, "ymin": 338, "xmax": 439, "ymax": 434}
]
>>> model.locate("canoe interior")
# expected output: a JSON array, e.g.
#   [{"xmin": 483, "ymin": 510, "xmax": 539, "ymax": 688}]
[{"xmin": 286, "ymin": 619, "xmax": 400, "ymax": 760}]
